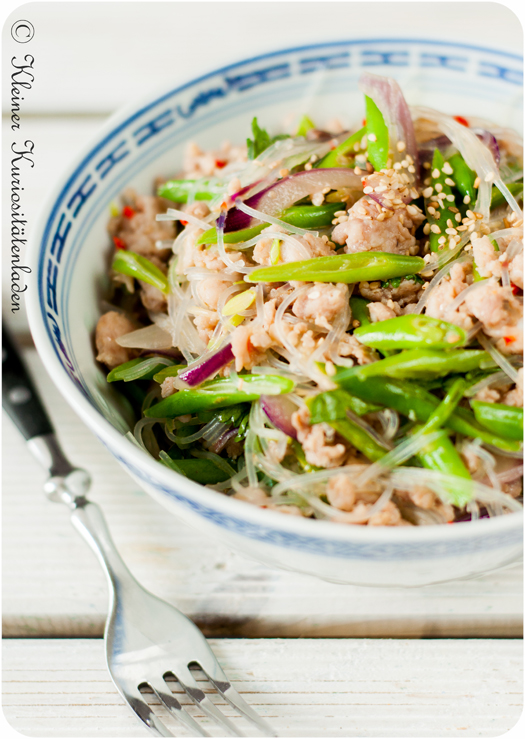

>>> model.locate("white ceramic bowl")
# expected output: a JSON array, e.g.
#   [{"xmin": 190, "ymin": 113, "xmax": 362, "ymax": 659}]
[{"xmin": 27, "ymin": 39, "xmax": 523, "ymax": 587}]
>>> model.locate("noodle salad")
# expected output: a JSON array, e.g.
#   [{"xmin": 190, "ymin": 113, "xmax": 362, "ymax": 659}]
[{"xmin": 95, "ymin": 72, "xmax": 523, "ymax": 526}]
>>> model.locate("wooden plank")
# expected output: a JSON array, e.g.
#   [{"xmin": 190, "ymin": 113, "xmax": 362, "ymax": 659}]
[
  {"xmin": 2, "ymin": 347, "xmax": 523, "ymax": 639},
  {"xmin": 2, "ymin": 638, "xmax": 522, "ymax": 737}
]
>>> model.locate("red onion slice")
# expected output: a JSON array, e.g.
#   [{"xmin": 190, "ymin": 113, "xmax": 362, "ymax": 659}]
[
  {"xmin": 260, "ymin": 394, "xmax": 298, "ymax": 439},
  {"xmin": 472, "ymin": 128, "xmax": 501, "ymax": 167},
  {"xmin": 224, "ymin": 168, "xmax": 362, "ymax": 232},
  {"xmin": 359, "ymin": 72, "xmax": 419, "ymax": 182},
  {"xmin": 178, "ymin": 342, "xmax": 234, "ymax": 386}
]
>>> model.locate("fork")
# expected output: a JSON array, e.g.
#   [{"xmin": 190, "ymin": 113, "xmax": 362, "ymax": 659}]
[{"xmin": 2, "ymin": 327, "xmax": 276, "ymax": 738}]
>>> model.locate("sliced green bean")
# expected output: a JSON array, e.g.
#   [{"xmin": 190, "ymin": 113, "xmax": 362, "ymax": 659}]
[
  {"xmin": 307, "ymin": 389, "xmax": 382, "ymax": 422},
  {"xmin": 364, "ymin": 97, "xmax": 389, "ymax": 170},
  {"xmin": 448, "ymin": 152, "xmax": 476, "ymax": 203},
  {"xmin": 425, "ymin": 149, "xmax": 456, "ymax": 253},
  {"xmin": 329, "ymin": 417, "xmax": 388, "ymax": 463},
  {"xmin": 316, "ymin": 126, "xmax": 366, "ymax": 169},
  {"xmin": 145, "ymin": 375, "xmax": 294, "ymax": 418},
  {"xmin": 353, "ymin": 315, "xmax": 467, "ymax": 350},
  {"xmin": 333, "ymin": 373, "xmax": 520, "ymax": 452},
  {"xmin": 471, "ymin": 401, "xmax": 523, "ymax": 442},
  {"xmin": 350, "ymin": 297, "xmax": 371, "ymax": 328},
  {"xmin": 490, "ymin": 181, "xmax": 523, "ymax": 211},
  {"xmin": 159, "ymin": 452, "xmax": 230, "ymax": 484},
  {"xmin": 346, "ymin": 349, "xmax": 491, "ymax": 380},
  {"xmin": 249, "ymin": 252, "xmax": 425, "ymax": 284},
  {"xmin": 107, "ymin": 357, "xmax": 176, "ymax": 383},
  {"xmin": 157, "ymin": 179, "xmax": 223, "ymax": 202},
  {"xmin": 112, "ymin": 251, "xmax": 169, "ymax": 293},
  {"xmin": 296, "ymin": 115, "xmax": 315, "ymax": 137}
]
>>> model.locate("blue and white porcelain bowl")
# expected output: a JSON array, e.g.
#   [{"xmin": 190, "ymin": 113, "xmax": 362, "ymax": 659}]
[{"xmin": 27, "ymin": 40, "xmax": 523, "ymax": 586}]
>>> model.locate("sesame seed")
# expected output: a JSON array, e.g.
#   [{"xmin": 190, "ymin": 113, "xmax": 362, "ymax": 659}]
[
  {"xmin": 442, "ymin": 162, "xmax": 454, "ymax": 175},
  {"xmin": 435, "ymin": 183, "xmax": 443, "ymax": 193},
  {"xmin": 423, "ymin": 187, "xmax": 434, "ymax": 198},
  {"xmin": 304, "ymin": 162, "xmax": 313, "ymax": 170},
  {"xmin": 446, "ymin": 219, "xmax": 453, "ymax": 228},
  {"xmin": 423, "ymin": 223, "xmax": 431, "ymax": 235},
  {"xmin": 423, "ymin": 162, "xmax": 431, "ymax": 169},
  {"xmin": 446, "ymin": 194, "xmax": 455, "ymax": 202},
  {"xmin": 444, "ymin": 177, "xmax": 455, "ymax": 186},
  {"xmin": 393, "ymin": 162, "xmax": 402, "ymax": 170},
  {"xmin": 368, "ymin": 133, "xmax": 377, "ymax": 142},
  {"xmin": 463, "ymin": 195, "xmax": 471, "ymax": 205},
  {"xmin": 354, "ymin": 166, "xmax": 362, "ymax": 175},
  {"xmin": 397, "ymin": 141, "xmax": 406, "ymax": 152},
  {"xmin": 474, "ymin": 176, "xmax": 481, "ymax": 188},
  {"xmin": 455, "ymin": 212, "xmax": 462, "ymax": 222},
  {"xmin": 445, "ymin": 227, "xmax": 458, "ymax": 235},
  {"xmin": 423, "ymin": 177, "xmax": 431, "ymax": 186},
  {"xmin": 469, "ymin": 223, "xmax": 476, "ymax": 231},
  {"xmin": 309, "ymin": 291, "xmax": 320, "ymax": 300},
  {"xmin": 428, "ymin": 207, "xmax": 437, "ymax": 216},
  {"xmin": 456, "ymin": 224, "xmax": 468, "ymax": 232},
  {"xmin": 408, "ymin": 165, "xmax": 416, "ymax": 174},
  {"xmin": 406, "ymin": 154, "xmax": 414, "ymax": 165},
  {"xmin": 430, "ymin": 224, "xmax": 441, "ymax": 234},
  {"xmin": 363, "ymin": 186, "xmax": 373, "ymax": 194},
  {"xmin": 279, "ymin": 168, "xmax": 289, "ymax": 177},
  {"xmin": 354, "ymin": 142, "xmax": 361, "ymax": 152},
  {"xmin": 484, "ymin": 171, "xmax": 495, "ymax": 182},
  {"xmin": 466, "ymin": 210, "xmax": 475, "ymax": 219},
  {"xmin": 438, "ymin": 236, "xmax": 446, "ymax": 244},
  {"xmin": 432, "ymin": 168, "xmax": 440, "ymax": 179},
  {"xmin": 334, "ymin": 210, "xmax": 346, "ymax": 217},
  {"xmin": 377, "ymin": 213, "xmax": 386, "ymax": 222}
]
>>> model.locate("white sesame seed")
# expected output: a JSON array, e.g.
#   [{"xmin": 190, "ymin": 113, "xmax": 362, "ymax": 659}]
[
  {"xmin": 446, "ymin": 194, "xmax": 455, "ymax": 202},
  {"xmin": 484, "ymin": 171, "xmax": 495, "ymax": 182},
  {"xmin": 393, "ymin": 162, "xmax": 402, "ymax": 170},
  {"xmin": 474, "ymin": 176, "xmax": 481, "ymax": 188},
  {"xmin": 304, "ymin": 162, "xmax": 313, "ymax": 170},
  {"xmin": 367, "ymin": 133, "xmax": 377, "ymax": 142},
  {"xmin": 430, "ymin": 224, "xmax": 441, "ymax": 234},
  {"xmin": 455, "ymin": 212, "xmax": 462, "ymax": 222},
  {"xmin": 466, "ymin": 210, "xmax": 475, "ymax": 219},
  {"xmin": 422, "ymin": 187, "xmax": 433, "ymax": 198},
  {"xmin": 279, "ymin": 168, "xmax": 289, "ymax": 177},
  {"xmin": 308, "ymin": 291, "xmax": 320, "ymax": 300},
  {"xmin": 334, "ymin": 210, "xmax": 346, "ymax": 217},
  {"xmin": 442, "ymin": 162, "xmax": 454, "ymax": 175},
  {"xmin": 408, "ymin": 165, "xmax": 416, "ymax": 174},
  {"xmin": 397, "ymin": 141, "xmax": 406, "ymax": 152},
  {"xmin": 432, "ymin": 168, "xmax": 440, "ymax": 179},
  {"xmin": 423, "ymin": 223, "xmax": 431, "ymax": 235},
  {"xmin": 444, "ymin": 178, "xmax": 455, "ymax": 186},
  {"xmin": 445, "ymin": 227, "xmax": 458, "ymax": 235},
  {"xmin": 363, "ymin": 186, "xmax": 373, "ymax": 194},
  {"xmin": 354, "ymin": 166, "xmax": 362, "ymax": 175},
  {"xmin": 438, "ymin": 236, "xmax": 446, "ymax": 244}
]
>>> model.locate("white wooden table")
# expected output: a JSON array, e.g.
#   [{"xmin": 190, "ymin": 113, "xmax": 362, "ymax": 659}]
[{"xmin": 2, "ymin": 4, "xmax": 523, "ymax": 737}]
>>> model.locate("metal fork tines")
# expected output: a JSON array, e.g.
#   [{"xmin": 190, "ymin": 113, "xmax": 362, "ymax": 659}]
[{"xmin": 110, "ymin": 639, "xmax": 275, "ymax": 737}]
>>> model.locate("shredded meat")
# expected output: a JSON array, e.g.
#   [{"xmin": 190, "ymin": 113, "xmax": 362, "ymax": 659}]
[
  {"xmin": 292, "ymin": 283, "xmax": 350, "ymax": 330},
  {"xmin": 253, "ymin": 226, "xmax": 335, "ymax": 266},
  {"xmin": 463, "ymin": 280, "xmax": 523, "ymax": 354},
  {"xmin": 291, "ymin": 407, "xmax": 347, "ymax": 468},
  {"xmin": 368, "ymin": 302, "xmax": 397, "ymax": 323},
  {"xmin": 193, "ymin": 311, "xmax": 219, "ymax": 344},
  {"xmin": 160, "ymin": 377, "xmax": 178, "ymax": 398},
  {"xmin": 359, "ymin": 277, "xmax": 424, "ymax": 307},
  {"xmin": 95, "ymin": 311, "xmax": 137, "ymax": 369},
  {"xmin": 332, "ymin": 196, "xmax": 424, "ymax": 256},
  {"xmin": 108, "ymin": 189, "xmax": 174, "ymax": 259}
]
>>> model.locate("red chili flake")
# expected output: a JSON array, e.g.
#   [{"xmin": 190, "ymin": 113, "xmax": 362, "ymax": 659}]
[
  {"xmin": 511, "ymin": 283, "xmax": 522, "ymax": 295},
  {"xmin": 122, "ymin": 205, "xmax": 135, "ymax": 219},
  {"xmin": 504, "ymin": 336, "xmax": 515, "ymax": 345},
  {"xmin": 362, "ymin": 118, "xmax": 367, "ymax": 127},
  {"xmin": 454, "ymin": 116, "xmax": 469, "ymax": 127},
  {"xmin": 113, "ymin": 236, "xmax": 126, "ymax": 250},
  {"xmin": 215, "ymin": 159, "xmax": 227, "ymax": 169},
  {"xmin": 180, "ymin": 220, "xmax": 188, "ymax": 226}
]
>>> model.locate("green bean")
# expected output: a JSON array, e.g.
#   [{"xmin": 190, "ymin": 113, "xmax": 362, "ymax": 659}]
[
  {"xmin": 490, "ymin": 181, "xmax": 523, "ymax": 211},
  {"xmin": 343, "ymin": 349, "xmax": 491, "ymax": 380},
  {"xmin": 333, "ymin": 373, "xmax": 521, "ymax": 452},
  {"xmin": 296, "ymin": 115, "xmax": 315, "ymax": 137},
  {"xmin": 425, "ymin": 149, "xmax": 457, "ymax": 253},
  {"xmin": 112, "ymin": 251, "xmax": 169, "ymax": 293},
  {"xmin": 308, "ymin": 389, "xmax": 382, "ymax": 422},
  {"xmin": 315, "ymin": 126, "xmax": 366, "ymax": 169},
  {"xmin": 196, "ymin": 203, "xmax": 346, "ymax": 245},
  {"xmin": 350, "ymin": 297, "xmax": 371, "ymax": 328},
  {"xmin": 196, "ymin": 404, "xmax": 247, "ymax": 425},
  {"xmin": 448, "ymin": 153, "xmax": 476, "ymax": 203},
  {"xmin": 471, "ymin": 401, "xmax": 523, "ymax": 442},
  {"xmin": 414, "ymin": 430, "xmax": 472, "ymax": 506},
  {"xmin": 107, "ymin": 357, "xmax": 177, "ymax": 383},
  {"xmin": 329, "ymin": 417, "xmax": 388, "ymax": 462},
  {"xmin": 234, "ymin": 412, "xmax": 250, "ymax": 442},
  {"xmin": 291, "ymin": 439, "xmax": 321, "ymax": 473},
  {"xmin": 353, "ymin": 315, "xmax": 467, "ymax": 350},
  {"xmin": 159, "ymin": 452, "xmax": 230, "ymax": 484},
  {"xmin": 145, "ymin": 374, "xmax": 294, "ymax": 418},
  {"xmin": 421, "ymin": 377, "xmax": 466, "ymax": 433},
  {"xmin": 157, "ymin": 179, "xmax": 223, "ymax": 202},
  {"xmin": 249, "ymin": 252, "xmax": 425, "ymax": 284},
  {"xmin": 364, "ymin": 96, "xmax": 389, "ymax": 170}
]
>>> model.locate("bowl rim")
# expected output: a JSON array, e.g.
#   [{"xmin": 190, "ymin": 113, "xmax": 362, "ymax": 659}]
[{"xmin": 26, "ymin": 37, "xmax": 524, "ymax": 547}]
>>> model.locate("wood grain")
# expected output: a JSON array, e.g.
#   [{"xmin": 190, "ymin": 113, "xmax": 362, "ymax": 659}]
[{"xmin": 3, "ymin": 638, "xmax": 522, "ymax": 737}]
